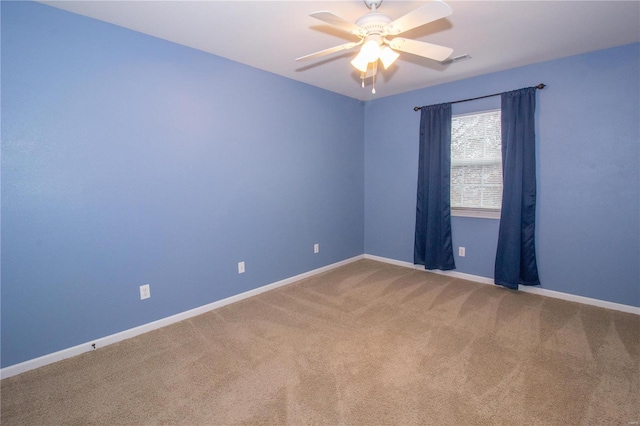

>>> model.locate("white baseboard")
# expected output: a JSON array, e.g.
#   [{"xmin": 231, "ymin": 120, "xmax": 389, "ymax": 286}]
[
  {"xmin": 3, "ymin": 253, "xmax": 636, "ymax": 379},
  {"xmin": 364, "ymin": 254, "xmax": 640, "ymax": 316},
  {"xmin": 0, "ymin": 255, "xmax": 365, "ymax": 380}
]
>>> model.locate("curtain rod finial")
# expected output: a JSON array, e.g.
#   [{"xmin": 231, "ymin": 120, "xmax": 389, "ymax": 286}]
[
  {"xmin": 414, "ymin": 106, "xmax": 421, "ymax": 111},
  {"xmin": 536, "ymin": 83, "xmax": 546, "ymax": 90}
]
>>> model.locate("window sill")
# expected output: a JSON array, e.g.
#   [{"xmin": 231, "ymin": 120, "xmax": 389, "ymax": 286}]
[{"xmin": 451, "ymin": 208, "xmax": 500, "ymax": 219}]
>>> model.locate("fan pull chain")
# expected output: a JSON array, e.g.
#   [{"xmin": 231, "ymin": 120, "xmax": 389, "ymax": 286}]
[
  {"xmin": 361, "ymin": 72, "xmax": 365, "ymax": 88},
  {"xmin": 372, "ymin": 62, "xmax": 377, "ymax": 94}
]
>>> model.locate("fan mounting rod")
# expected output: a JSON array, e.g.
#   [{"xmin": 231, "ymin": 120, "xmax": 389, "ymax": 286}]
[{"xmin": 364, "ymin": 0, "xmax": 383, "ymax": 11}]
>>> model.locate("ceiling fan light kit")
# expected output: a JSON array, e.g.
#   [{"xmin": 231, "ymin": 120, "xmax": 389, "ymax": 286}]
[{"xmin": 296, "ymin": 0, "xmax": 454, "ymax": 95}]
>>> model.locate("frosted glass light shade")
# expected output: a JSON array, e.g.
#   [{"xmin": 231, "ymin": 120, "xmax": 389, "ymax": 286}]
[
  {"xmin": 360, "ymin": 39, "xmax": 381, "ymax": 63},
  {"xmin": 350, "ymin": 51, "xmax": 369, "ymax": 73},
  {"xmin": 380, "ymin": 46, "xmax": 399, "ymax": 69}
]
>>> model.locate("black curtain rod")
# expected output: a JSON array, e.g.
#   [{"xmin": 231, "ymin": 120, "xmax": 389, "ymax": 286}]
[{"xmin": 413, "ymin": 83, "xmax": 546, "ymax": 111}]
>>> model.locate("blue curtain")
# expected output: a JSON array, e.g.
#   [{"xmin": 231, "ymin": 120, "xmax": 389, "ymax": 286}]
[
  {"xmin": 495, "ymin": 87, "xmax": 540, "ymax": 289},
  {"xmin": 414, "ymin": 103, "xmax": 456, "ymax": 271}
]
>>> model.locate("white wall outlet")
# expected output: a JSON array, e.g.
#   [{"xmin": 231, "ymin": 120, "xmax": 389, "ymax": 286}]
[
  {"xmin": 458, "ymin": 247, "xmax": 466, "ymax": 257},
  {"xmin": 238, "ymin": 261, "xmax": 245, "ymax": 274},
  {"xmin": 314, "ymin": 243, "xmax": 319, "ymax": 254},
  {"xmin": 140, "ymin": 284, "xmax": 151, "ymax": 300}
]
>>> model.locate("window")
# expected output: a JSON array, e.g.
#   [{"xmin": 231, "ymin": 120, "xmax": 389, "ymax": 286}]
[{"xmin": 450, "ymin": 110, "xmax": 502, "ymax": 219}]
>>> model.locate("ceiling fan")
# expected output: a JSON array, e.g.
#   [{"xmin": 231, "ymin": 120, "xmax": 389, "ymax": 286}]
[{"xmin": 296, "ymin": 0, "xmax": 454, "ymax": 93}]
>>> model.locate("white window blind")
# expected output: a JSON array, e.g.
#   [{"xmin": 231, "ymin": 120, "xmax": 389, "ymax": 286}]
[{"xmin": 451, "ymin": 110, "xmax": 502, "ymax": 218}]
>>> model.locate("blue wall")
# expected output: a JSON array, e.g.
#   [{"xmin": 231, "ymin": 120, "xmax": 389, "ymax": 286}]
[
  {"xmin": 365, "ymin": 43, "xmax": 640, "ymax": 308},
  {"xmin": 1, "ymin": 2, "xmax": 364, "ymax": 367},
  {"xmin": 2, "ymin": 1, "xmax": 639, "ymax": 370}
]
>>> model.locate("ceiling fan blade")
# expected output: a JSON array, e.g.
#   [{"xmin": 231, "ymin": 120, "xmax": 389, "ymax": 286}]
[
  {"xmin": 387, "ymin": 38, "xmax": 453, "ymax": 62},
  {"xmin": 310, "ymin": 11, "xmax": 365, "ymax": 36},
  {"xmin": 295, "ymin": 41, "xmax": 362, "ymax": 62},
  {"xmin": 384, "ymin": 0, "xmax": 453, "ymax": 35}
]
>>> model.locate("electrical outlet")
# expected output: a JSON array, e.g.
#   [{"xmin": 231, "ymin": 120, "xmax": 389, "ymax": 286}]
[
  {"xmin": 140, "ymin": 284, "xmax": 151, "ymax": 300},
  {"xmin": 238, "ymin": 261, "xmax": 245, "ymax": 274},
  {"xmin": 314, "ymin": 243, "xmax": 319, "ymax": 254},
  {"xmin": 458, "ymin": 247, "xmax": 466, "ymax": 257}
]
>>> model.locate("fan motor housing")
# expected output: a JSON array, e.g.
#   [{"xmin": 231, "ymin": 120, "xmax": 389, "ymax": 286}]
[{"xmin": 356, "ymin": 11, "xmax": 392, "ymax": 35}]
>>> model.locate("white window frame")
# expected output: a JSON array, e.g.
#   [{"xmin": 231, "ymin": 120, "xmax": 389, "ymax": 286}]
[{"xmin": 450, "ymin": 109, "xmax": 502, "ymax": 220}]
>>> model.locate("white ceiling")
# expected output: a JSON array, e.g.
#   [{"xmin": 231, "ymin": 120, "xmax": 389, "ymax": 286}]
[{"xmin": 41, "ymin": 0, "xmax": 640, "ymax": 101}]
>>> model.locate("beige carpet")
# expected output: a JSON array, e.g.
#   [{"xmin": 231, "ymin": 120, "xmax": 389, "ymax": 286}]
[{"xmin": 2, "ymin": 259, "xmax": 639, "ymax": 425}]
